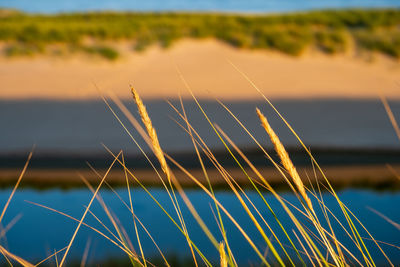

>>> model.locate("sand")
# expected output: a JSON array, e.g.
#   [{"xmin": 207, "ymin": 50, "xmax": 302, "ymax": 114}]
[{"xmin": 1, "ymin": 39, "xmax": 400, "ymax": 100}]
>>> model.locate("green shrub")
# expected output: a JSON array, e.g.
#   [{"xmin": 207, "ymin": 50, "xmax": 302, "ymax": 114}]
[
  {"xmin": 82, "ymin": 45, "xmax": 119, "ymax": 60},
  {"xmin": 252, "ymin": 28, "xmax": 311, "ymax": 55},
  {"xmin": 315, "ymin": 31, "xmax": 347, "ymax": 54},
  {"xmin": 4, "ymin": 43, "xmax": 43, "ymax": 57},
  {"xmin": 217, "ymin": 30, "xmax": 253, "ymax": 48},
  {"xmin": 356, "ymin": 31, "xmax": 400, "ymax": 58}
]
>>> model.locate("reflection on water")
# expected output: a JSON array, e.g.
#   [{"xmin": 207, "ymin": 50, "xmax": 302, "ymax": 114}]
[{"xmin": 0, "ymin": 187, "xmax": 399, "ymax": 265}]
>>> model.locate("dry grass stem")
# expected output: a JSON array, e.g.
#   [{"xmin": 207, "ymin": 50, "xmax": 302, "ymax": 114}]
[
  {"xmin": 80, "ymin": 238, "xmax": 91, "ymax": 267},
  {"xmin": 367, "ymin": 207, "xmax": 400, "ymax": 231},
  {"xmin": 131, "ymin": 86, "xmax": 170, "ymax": 179},
  {"xmin": 131, "ymin": 86, "xmax": 204, "ymax": 267},
  {"xmin": 256, "ymin": 108, "xmax": 313, "ymax": 210},
  {"xmin": 59, "ymin": 151, "xmax": 122, "ymax": 267},
  {"xmin": 0, "ymin": 245, "xmax": 34, "ymax": 267},
  {"xmin": 380, "ymin": 94, "xmax": 400, "ymax": 141},
  {"xmin": 0, "ymin": 151, "xmax": 32, "ymax": 224},
  {"xmin": 219, "ymin": 243, "xmax": 228, "ymax": 267}
]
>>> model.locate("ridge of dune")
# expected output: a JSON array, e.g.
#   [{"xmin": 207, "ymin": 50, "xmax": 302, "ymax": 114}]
[{"xmin": 1, "ymin": 39, "xmax": 399, "ymax": 100}]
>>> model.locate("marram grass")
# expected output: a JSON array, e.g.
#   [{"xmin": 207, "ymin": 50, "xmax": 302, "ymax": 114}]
[{"xmin": 0, "ymin": 86, "xmax": 398, "ymax": 266}]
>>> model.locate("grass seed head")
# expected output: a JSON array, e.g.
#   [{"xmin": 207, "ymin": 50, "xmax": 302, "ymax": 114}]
[
  {"xmin": 131, "ymin": 86, "xmax": 170, "ymax": 178},
  {"xmin": 256, "ymin": 108, "xmax": 313, "ymax": 210}
]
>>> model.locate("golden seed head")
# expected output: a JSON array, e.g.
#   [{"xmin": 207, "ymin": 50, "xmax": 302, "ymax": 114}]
[
  {"xmin": 131, "ymin": 86, "xmax": 170, "ymax": 178},
  {"xmin": 257, "ymin": 108, "xmax": 313, "ymax": 210}
]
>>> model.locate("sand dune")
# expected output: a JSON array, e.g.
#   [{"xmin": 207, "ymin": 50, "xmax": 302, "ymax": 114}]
[{"xmin": 1, "ymin": 39, "xmax": 399, "ymax": 100}]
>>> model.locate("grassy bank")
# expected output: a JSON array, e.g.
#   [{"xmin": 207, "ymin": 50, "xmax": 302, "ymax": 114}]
[{"xmin": 0, "ymin": 9, "xmax": 400, "ymax": 59}]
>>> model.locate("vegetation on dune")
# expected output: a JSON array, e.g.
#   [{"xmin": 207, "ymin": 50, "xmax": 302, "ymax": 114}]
[{"xmin": 0, "ymin": 9, "xmax": 400, "ymax": 59}]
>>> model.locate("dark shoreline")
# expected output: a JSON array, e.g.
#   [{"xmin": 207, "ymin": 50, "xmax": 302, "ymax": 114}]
[
  {"xmin": 1, "ymin": 163, "xmax": 399, "ymax": 191},
  {"xmin": 2, "ymin": 147, "xmax": 400, "ymax": 169}
]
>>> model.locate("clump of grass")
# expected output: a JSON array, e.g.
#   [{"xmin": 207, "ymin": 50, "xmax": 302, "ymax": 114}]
[
  {"xmin": 251, "ymin": 27, "xmax": 312, "ymax": 55},
  {"xmin": 133, "ymin": 35, "xmax": 155, "ymax": 52},
  {"xmin": 3, "ymin": 43, "xmax": 44, "ymax": 57},
  {"xmin": 81, "ymin": 45, "xmax": 119, "ymax": 60},
  {"xmin": 314, "ymin": 31, "xmax": 347, "ymax": 54},
  {"xmin": 1, "ymin": 75, "xmax": 398, "ymax": 266},
  {"xmin": 3, "ymin": 42, "xmax": 119, "ymax": 60},
  {"xmin": 356, "ymin": 31, "xmax": 400, "ymax": 58},
  {"xmin": 116, "ymin": 85, "xmax": 389, "ymax": 266}
]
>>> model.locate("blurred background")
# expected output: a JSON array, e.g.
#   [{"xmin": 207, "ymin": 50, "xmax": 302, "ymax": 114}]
[{"xmin": 0, "ymin": 0, "xmax": 400, "ymax": 266}]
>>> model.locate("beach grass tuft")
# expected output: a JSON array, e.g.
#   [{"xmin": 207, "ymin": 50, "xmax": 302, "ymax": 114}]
[{"xmin": 1, "ymin": 83, "xmax": 399, "ymax": 266}]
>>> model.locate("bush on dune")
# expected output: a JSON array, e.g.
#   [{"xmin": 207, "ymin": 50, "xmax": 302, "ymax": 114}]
[{"xmin": 1, "ymin": 9, "xmax": 400, "ymax": 59}]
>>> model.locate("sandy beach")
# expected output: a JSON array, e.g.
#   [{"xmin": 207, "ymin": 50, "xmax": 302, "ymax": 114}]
[{"xmin": 1, "ymin": 39, "xmax": 400, "ymax": 100}]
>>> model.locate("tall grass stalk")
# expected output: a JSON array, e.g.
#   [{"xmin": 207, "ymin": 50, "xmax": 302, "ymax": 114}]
[
  {"xmin": 177, "ymin": 97, "xmax": 237, "ymax": 267},
  {"xmin": 177, "ymin": 89, "xmax": 333, "ymax": 265},
  {"xmin": 1, "ymin": 81, "xmax": 398, "ymax": 266},
  {"xmin": 102, "ymin": 92, "xmax": 215, "ymax": 265},
  {"xmin": 380, "ymin": 95, "xmax": 400, "ymax": 141},
  {"xmin": 256, "ymin": 109, "xmax": 313, "ymax": 211},
  {"xmin": 169, "ymin": 98, "xmax": 338, "ymax": 266},
  {"xmin": 59, "ymin": 151, "xmax": 123, "ymax": 267},
  {"xmin": 0, "ymin": 151, "xmax": 35, "ymax": 266},
  {"xmin": 228, "ymin": 60, "xmax": 390, "ymax": 266}
]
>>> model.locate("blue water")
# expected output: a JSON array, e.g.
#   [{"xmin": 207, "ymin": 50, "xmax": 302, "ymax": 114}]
[
  {"xmin": 0, "ymin": 187, "xmax": 399, "ymax": 265},
  {"xmin": 0, "ymin": 0, "xmax": 399, "ymax": 14}
]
